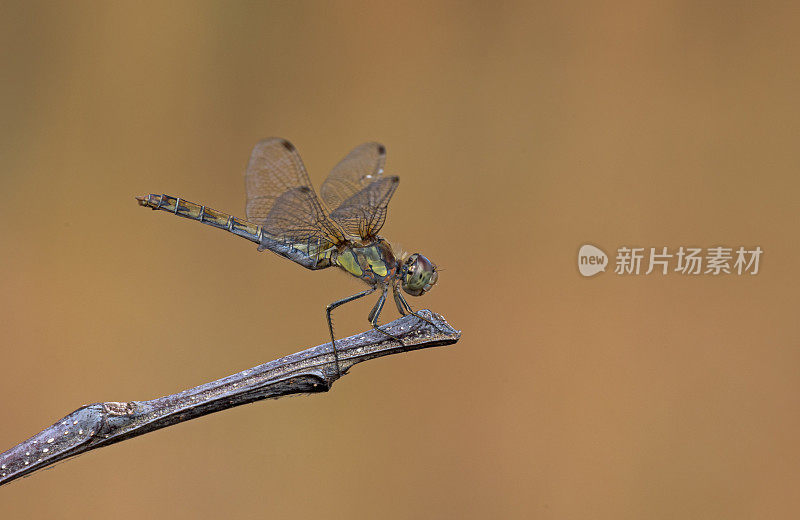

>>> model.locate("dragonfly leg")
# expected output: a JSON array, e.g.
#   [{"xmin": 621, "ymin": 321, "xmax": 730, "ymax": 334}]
[
  {"xmin": 326, "ymin": 287, "xmax": 376, "ymax": 377},
  {"xmin": 393, "ymin": 285, "xmax": 413, "ymax": 315},
  {"xmin": 368, "ymin": 287, "xmax": 404, "ymax": 346},
  {"xmin": 393, "ymin": 289, "xmax": 444, "ymax": 335},
  {"xmin": 368, "ymin": 286, "xmax": 387, "ymax": 324}
]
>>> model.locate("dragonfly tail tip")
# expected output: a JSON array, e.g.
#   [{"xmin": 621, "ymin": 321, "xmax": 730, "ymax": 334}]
[{"xmin": 135, "ymin": 194, "xmax": 156, "ymax": 207}]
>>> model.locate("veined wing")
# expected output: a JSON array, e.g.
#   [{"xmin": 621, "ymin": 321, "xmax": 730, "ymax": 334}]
[
  {"xmin": 245, "ymin": 138, "xmax": 345, "ymax": 256},
  {"xmin": 329, "ymin": 176, "xmax": 399, "ymax": 240},
  {"xmin": 320, "ymin": 142, "xmax": 399, "ymax": 240},
  {"xmin": 320, "ymin": 142, "xmax": 387, "ymax": 210}
]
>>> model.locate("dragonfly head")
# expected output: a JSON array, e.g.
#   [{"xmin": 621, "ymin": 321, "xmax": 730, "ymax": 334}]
[{"xmin": 400, "ymin": 253, "xmax": 438, "ymax": 296}]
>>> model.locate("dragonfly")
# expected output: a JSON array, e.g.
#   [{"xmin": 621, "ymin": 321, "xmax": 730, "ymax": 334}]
[{"xmin": 137, "ymin": 138, "xmax": 439, "ymax": 376}]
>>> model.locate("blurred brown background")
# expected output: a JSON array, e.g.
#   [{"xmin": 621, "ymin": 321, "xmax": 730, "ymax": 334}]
[{"xmin": 1, "ymin": 1, "xmax": 799, "ymax": 518}]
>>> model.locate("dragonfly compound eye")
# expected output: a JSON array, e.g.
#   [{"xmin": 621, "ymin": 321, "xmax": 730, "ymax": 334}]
[{"xmin": 401, "ymin": 253, "xmax": 437, "ymax": 296}]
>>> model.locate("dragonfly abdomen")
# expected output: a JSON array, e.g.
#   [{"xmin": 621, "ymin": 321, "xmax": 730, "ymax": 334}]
[
  {"xmin": 137, "ymin": 194, "xmax": 263, "ymax": 244},
  {"xmin": 137, "ymin": 193, "xmax": 334, "ymax": 270}
]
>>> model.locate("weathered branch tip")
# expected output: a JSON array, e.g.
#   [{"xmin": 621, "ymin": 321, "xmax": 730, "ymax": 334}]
[{"xmin": 0, "ymin": 310, "xmax": 459, "ymax": 487}]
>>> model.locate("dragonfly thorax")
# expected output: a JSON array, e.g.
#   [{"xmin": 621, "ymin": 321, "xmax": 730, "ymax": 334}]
[{"xmin": 334, "ymin": 239, "xmax": 398, "ymax": 286}]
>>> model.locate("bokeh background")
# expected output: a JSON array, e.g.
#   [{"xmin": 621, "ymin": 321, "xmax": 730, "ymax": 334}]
[{"xmin": 2, "ymin": 1, "xmax": 799, "ymax": 518}]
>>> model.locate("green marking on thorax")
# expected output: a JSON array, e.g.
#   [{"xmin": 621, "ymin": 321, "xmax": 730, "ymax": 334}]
[
  {"xmin": 363, "ymin": 246, "xmax": 388, "ymax": 277},
  {"xmin": 335, "ymin": 243, "xmax": 394, "ymax": 280},
  {"xmin": 337, "ymin": 249, "xmax": 363, "ymax": 277}
]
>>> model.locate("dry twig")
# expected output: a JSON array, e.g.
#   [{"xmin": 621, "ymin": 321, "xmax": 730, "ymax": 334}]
[{"xmin": 0, "ymin": 310, "xmax": 459, "ymax": 487}]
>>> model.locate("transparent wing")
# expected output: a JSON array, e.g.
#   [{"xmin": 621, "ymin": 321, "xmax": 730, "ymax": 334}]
[
  {"xmin": 320, "ymin": 142, "xmax": 387, "ymax": 211},
  {"xmin": 245, "ymin": 138, "xmax": 345, "ymax": 249},
  {"xmin": 329, "ymin": 176, "xmax": 399, "ymax": 240},
  {"xmin": 320, "ymin": 142, "xmax": 398, "ymax": 240}
]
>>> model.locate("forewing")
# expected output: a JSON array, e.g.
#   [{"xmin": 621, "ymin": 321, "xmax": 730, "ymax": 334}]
[
  {"xmin": 329, "ymin": 176, "xmax": 399, "ymax": 240},
  {"xmin": 245, "ymin": 138, "xmax": 345, "ymax": 247},
  {"xmin": 320, "ymin": 142, "xmax": 387, "ymax": 211}
]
